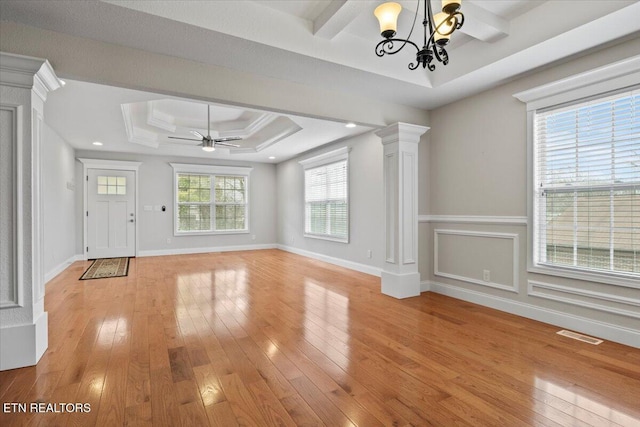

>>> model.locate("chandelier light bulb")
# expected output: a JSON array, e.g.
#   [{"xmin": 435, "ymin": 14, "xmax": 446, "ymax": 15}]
[
  {"xmin": 433, "ymin": 12, "xmax": 454, "ymax": 44},
  {"xmin": 374, "ymin": 2, "xmax": 402, "ymax": 39}
]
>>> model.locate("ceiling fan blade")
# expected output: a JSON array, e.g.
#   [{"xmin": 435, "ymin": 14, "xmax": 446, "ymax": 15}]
[
  {"xmin": 168, "ymin": 136, "xmax": 201, "ymax": 141},
  {"xmin": 214, "ymin": 141, "xmax": 240, "ymax": 148},
  {"xmin": 214, "ymin": 137, "xmax": 242, "ymax": 143},
  {"xmin": 190, "ymin": 130, "xmax": 205, "ymax": 139}
]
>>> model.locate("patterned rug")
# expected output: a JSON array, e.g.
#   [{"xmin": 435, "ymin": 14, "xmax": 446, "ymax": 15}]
[{"xmin": 80, "ymin": 257, "xmax": 130, "ymax": 280}]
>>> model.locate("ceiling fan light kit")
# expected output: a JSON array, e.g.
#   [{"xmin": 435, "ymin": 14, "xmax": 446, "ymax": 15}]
[
  {"xmin": 202, "ymin": 140, "xmax": 215, "ymax": 152},
  {"xmin": 374, "ymin": 0, "xmax": 464, "ymax": 71}
]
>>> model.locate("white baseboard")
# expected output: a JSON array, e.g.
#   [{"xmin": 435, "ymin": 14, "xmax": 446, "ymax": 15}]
[
  {"xmin": 421, "ymin": 280, "xmax": 431, "ymax": 292},
  {"xmin": 276, "ymin": 244, "xmax": 382, "ymax": 277},
  {"xmin": 45, "ymin": 254, "xmax": 84, "ymax": 284},
  {"xmin": 425, "ymin": 280, "xmax": 640, "ymax": 349},
  {"xmin": 0, "ymin": 312, "xmax": 48, "ymax": 371},
  {"xmin": 137, "ymin": 243, "xmax": 277, "ymax": 258}
]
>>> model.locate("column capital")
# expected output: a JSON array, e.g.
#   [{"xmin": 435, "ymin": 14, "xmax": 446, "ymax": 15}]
[
  {"xmin": 0, "ymin": 52, "xmax": 62, "ymax": 101},
  {"xmin": 375, "ymin": 122, "xmax": 429, "ymax": 145}
]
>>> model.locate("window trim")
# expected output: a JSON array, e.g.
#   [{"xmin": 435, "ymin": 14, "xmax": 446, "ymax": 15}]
[
  {"xmin": 170, "ymin": 163, "xmax": 252, "ymax": 236},
  {"xmin": 299, "ymin": 147, "xmax": 350, "ymax": 243},
  {"xmin": 514, "ymin": 55, "xmax": 640, "ymax": 289}
]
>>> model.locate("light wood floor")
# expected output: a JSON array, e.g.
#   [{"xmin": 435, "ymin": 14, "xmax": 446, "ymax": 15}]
[{"xmin": 1, "ymin": 249, "xmax": 639, "ymax": 426}]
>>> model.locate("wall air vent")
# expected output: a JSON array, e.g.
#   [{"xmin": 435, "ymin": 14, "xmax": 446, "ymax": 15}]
[{"xmin": 556, "ymin": 330, "xmax": 603, "ymax": 345}]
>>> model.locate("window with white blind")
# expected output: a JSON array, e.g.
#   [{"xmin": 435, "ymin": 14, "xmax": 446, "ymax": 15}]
[
  {"xmin": 300, "ymin": 147, "xmax": 349, "ymax": 243},
  {"xmin": 533, "ymin": 88, "xmax": 639, "ymax": 279},
  {"xmin": 170, "ymin": 164, "xmax": 252, "ymax": 235}
]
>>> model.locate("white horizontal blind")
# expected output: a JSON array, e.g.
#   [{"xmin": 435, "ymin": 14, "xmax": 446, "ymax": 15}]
[
  {"xmin": 533, "ymin": 88, "xmax": 639, "ymax": 277},
  {"xmin": 304, "ymin": 160, "xmax": 348, "ymax": 241}
]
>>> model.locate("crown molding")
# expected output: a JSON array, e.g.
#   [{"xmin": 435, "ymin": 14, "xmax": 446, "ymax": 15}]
[
  {"xmin": 0, "ymin": 52, "xmax": 62, "ymax": 100},
  {"xmin": 513, "ymin": 55, "xmax": 640, "ymax": 110}
]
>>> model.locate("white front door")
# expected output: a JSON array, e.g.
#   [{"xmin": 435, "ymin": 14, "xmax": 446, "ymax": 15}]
[{"xmin": 87, "ymin": 169, "xmax": 136, "ymax": 259}]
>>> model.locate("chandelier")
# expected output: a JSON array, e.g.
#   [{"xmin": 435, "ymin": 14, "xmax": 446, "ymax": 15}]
[{"xmin": 374, "ymin": 0, "xmax": 464, "ymax": 71}]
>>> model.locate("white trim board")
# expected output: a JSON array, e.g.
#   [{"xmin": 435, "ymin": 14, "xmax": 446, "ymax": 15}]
[
  {"xmin": 528, "ymin": 280, "xmax": 640, "ymax": 320},
  {"xmin": 138, "ymin": 244, "xmax": 276, "ymax": 258},
  {"xmin": 513, "ymin": 55, "xmax": 640, "ymax": 111},
  {"xmin": 276, "ymin": 244, "xmax": 381, "ymax": 277},
  {"xmin": 45, "ymin": 254, "xmax": 84, "ymax": 284},
  {"xmin": 0, "ymin": 312, "xmax": 48, "ymax": 370},
  {"xmin": 425, "ymin": 280, "xmax": 640, "ymax": 349},
  {"xmin": 418, "ymin": 215, "xmax": 527, "ymax": 225}
]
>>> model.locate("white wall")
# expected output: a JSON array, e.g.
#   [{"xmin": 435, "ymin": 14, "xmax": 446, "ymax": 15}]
[
  {"xmin": 276, "ymin": 131, "xmax": 385, "ymax": 275},
  {"xmin": 421, "ymin": 37, "xmax": 640, "ymax": 347},
  {"xmin": 42, "ymin": 123, "xmax": 77, "ymax": 280},
  {"xmin": 74, "ymin": 150, "xmax": 277, "ymax": 256}
]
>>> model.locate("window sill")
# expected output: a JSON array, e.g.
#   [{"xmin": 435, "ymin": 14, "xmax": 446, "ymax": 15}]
[
  {"xmin": 174, "ymin": 230, "xmax": 249, "ymax": 237},
  {"xmin": 304, "ymin": 233, "xmax": 349, "ymax": 244},
  {"xmin": 529, "ymin": 263, "xmax": 640, "ymax": 289}
]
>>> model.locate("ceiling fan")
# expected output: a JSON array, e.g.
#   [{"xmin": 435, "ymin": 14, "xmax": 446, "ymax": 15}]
[{"xmin": 168, "ymin": 104, "xmax": 242, "ymax": 152}]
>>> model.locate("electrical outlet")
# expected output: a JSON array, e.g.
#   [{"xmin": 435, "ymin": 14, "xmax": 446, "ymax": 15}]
[
  {"xmin": 251, "ymin": 234, "xmax": 256, "ymax": 240},
  {"xmin": 367, "ymin": 250, "xmax": 372, "ymax": 259},
  {"xmin": 483, "ymin": 270, "xmax": 490, "ymax": 282},
  {"xmin": 166, "ymin": 238, "xmax": 171, "ymax": 244}
]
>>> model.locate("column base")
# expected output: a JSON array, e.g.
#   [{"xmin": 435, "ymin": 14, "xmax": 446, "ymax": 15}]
[
  {"xmin": 381, "ymin": 271, "xmax": 421, "ymax": 299},
  {"xmin": 0, "ymin": 312, "xmax": 48, "ymax": 371}
]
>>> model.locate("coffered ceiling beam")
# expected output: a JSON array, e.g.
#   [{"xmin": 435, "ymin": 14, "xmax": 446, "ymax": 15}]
[
  {"xmin": 457, "ymin": 2, "xmax": 509, "ymax": 43},
  {"xmin": 313, "ymin": 0, "xmax": 363, "ymax": 40}
]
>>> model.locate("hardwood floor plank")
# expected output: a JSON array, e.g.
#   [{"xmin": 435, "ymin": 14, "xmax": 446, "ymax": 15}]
[
  {"xmin": 204, "ymin": 401, "xmax": 239, "ymax": 427},
  {"xmin": 178, "ymin": 401, "xmax": 210, "ymax": 426},
  {"xmin": 168, "ymin": 346, "xmax": 194, "ymax": 383},
  {"xmin": 192, "ymin": 364, "xmax": 227, "ymax": 407},
  {"xmin": 289, "ymin": 375, "xmax": 355, "ymax": 427},
  {"xmin": 218, "ymin": 372, "xmax": 268, "ymax": 426},
  {"xmin": 124, "ymin": 402, "xmax": 153, "ymax": 427},
  {"xmin": 149, "ymin": 368, "xmax": 180, "ymax": 426},
  {"xmin": 246, "ymin": 379, "xmax": 297, "ymax": 426}
]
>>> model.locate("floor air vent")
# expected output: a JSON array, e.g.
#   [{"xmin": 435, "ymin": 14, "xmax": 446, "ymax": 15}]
[{"xmin": 556, "ymin": 330, "xmax": 603, "ymax": 345}]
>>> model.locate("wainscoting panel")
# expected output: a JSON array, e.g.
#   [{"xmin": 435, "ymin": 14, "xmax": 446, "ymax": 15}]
[
  {"xmin": 434, "ymin": 229, "xmax": 519, "ymax": 293},
  {"xmin": 528, "ymin": 280, "xmax": 640, "ymax": 319}
]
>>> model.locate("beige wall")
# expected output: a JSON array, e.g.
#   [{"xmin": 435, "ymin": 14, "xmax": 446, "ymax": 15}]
[{"xmin": 420, "ymin": 37, "xmax": 640, "ymax": 345}]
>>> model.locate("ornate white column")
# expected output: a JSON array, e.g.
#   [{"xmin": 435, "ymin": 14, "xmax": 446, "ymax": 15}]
[
  {"xmin": 0, "ymin": 52, "xmax": 62, "ymax": 370},
  {"xmin": 376, "ymin": 123, "xmax": 428, "ymax": 298}
]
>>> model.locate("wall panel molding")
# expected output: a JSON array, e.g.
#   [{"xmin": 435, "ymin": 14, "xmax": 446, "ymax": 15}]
[
  {"xmin": 434, "ymin": 229, "xmax": 519, "ymax": 293},
  {"xmin": 419, "ymin": 215, "xmax": 527, "ymax": 225},
  {"xmin": 0, "ymin": 104, "xmax": 24, "ymax": 309},
  {"xmin": 528, "ymin": 280, "xmax": 640, "ymax": 319}
]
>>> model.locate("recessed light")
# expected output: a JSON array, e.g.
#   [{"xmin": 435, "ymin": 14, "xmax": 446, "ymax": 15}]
[
  {"xmin": 268, "ymin": 156, "xmax": 276, "ymax": 160},
  {"xmin": 92, "ymin": 141, "xmax": 103, "ymax": 146},
  {"xmin": 345, "ymin": 123, "xmax": 356, "ymax": 128},
  {"xmin": 59, "ymin": 79, "xmax": 66, "ymax": 86}
]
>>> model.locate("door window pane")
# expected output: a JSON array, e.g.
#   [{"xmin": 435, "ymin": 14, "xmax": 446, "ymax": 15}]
[{"xmin": 97, "ymin": 175, "xmax": 126, "ymax": 195}]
